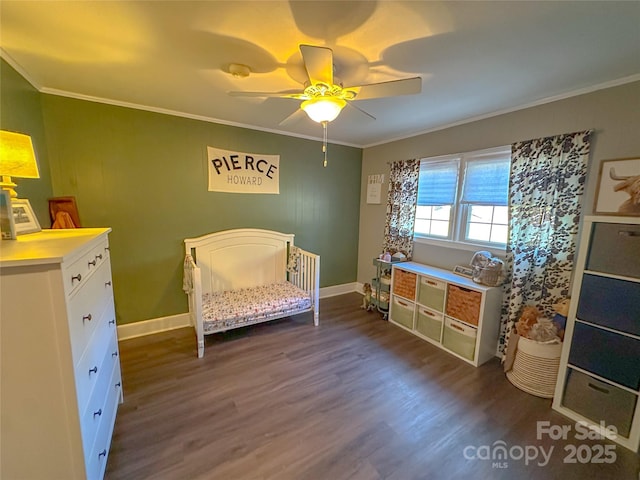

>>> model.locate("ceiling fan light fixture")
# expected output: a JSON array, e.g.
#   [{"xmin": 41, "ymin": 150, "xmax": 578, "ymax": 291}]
[{"xmin": 301, "ymin": 96, "xmax": 346, "ymax": 123}]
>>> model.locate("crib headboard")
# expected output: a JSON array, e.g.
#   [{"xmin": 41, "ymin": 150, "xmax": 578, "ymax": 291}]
[{"xmin": 184, "ymin": 229, "xmax": 294, "ymax": 293}]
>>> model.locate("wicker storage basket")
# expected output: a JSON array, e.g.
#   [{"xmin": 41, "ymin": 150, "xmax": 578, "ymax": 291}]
[
  {"xmin": 445, "ymin": 284, "xmax": 481, "ymax": 326},
  {"xmin": 393, "ymin": 269, "xmax": 417, "ymax": 299},
  {"xmin": 506, "ymin": 337, "xmax": 562, "ymax": 398}
]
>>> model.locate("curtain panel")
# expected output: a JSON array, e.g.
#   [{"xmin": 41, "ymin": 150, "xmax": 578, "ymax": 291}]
[
  {"xmin": 382, "ymin": 159, "xmax": 420, "ymax": 259},
  {"xmin": 498, "ymin": 130, "xmax": 593, "ymax": 355}
]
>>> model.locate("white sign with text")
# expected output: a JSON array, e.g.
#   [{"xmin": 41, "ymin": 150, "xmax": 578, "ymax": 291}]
[{"xmin": 208, "ymin": 146, "xmax": 280, "ymax": 194}]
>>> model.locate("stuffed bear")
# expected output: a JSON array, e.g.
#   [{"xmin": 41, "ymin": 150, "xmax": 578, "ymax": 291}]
[{"xmin": 515, "ymin": 305, "xmax": 540, "ymax": 338}]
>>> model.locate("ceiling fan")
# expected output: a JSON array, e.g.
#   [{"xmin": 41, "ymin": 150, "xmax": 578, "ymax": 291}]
[{"xmin": 228, "ymin": 44, "xmax": 422, "ymax": 166}]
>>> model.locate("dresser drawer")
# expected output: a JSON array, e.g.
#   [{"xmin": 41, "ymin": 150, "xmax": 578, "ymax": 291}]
[
  {"xmin": 62, "ymin": 237, "xmax": 110, "ymax": 297},
  {"xmin": 586, "ymin": 222, "xmax": 640, "ymax": 279},
  {"xmin": 577, "ymin": 274, "xmax": 640, "ymax": 337},
  {"xmin": 86, "ymin": 366, "xmax": 121, "ymax": 480},
  {"xmin": 81, "ymin": 342, "xmax": 121, "ymax": 462},
  {"xmin": 68, "ymin": 261, "xmax": 114, "ymax": 363},
  {"xmin": 562, "ymin": 369, "xmax": 637, "ymax": 438},
  {"xmin": 568, "ymin": 322, "xmax": 640, "ymax": 390},
  {"xmin": 75, "ymin": 302, "xmax": 116, "ymax": 414}
]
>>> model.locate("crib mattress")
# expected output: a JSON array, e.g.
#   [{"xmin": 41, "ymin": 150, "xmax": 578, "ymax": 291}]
[{"xmin": 202, "ymin": 281, "xmax": 312, "ymax": 333}]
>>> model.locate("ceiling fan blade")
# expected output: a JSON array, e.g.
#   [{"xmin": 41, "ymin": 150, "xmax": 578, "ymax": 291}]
[
  {"xmin": 300, "ymin": 44, "xmax": 333, "ymax": 86},
  {"xmin": 345, "ymin": 77, "xmax": 422, "ymax": 101},
  {"xmin": 279, "ymin": 108, "xmax": 307, "ymax": 127},
  {"xmin": 346, "ymin": 101, "xmax": 376, "ymax": 121},
  {"xmin": 228, "ymin": 89, "xmax": 306, "ymax": 99}
]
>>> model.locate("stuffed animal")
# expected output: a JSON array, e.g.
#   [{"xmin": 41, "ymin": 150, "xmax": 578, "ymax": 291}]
[
  {"xmin": 528, "ymin": 317, "xmax": 559, "ymax": 342},
  {"xmin": 361, "ymin": 283, "xmax": 373, "ymax": 311},
  {"xmin": 515, "ymin": 305, "xmax": 540, "ymax": 338}
]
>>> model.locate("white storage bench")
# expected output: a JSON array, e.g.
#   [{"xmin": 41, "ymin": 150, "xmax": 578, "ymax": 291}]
[{"xmin": 389, "ymin": 262, "xmax": 502, "ymax": 366}]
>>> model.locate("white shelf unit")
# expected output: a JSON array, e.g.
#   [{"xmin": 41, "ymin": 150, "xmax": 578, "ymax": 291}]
[
  {"xmin": 389, "ymin": 261, "xmax": 503, "ymax": 366},
  {"xmin": 553, "ymin": 216, "xmax": 640, "ymax": 452}
]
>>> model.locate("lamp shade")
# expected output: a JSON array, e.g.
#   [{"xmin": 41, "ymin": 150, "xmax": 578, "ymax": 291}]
[
  {"xmin": 0, "ymin": 130, "xmax": 40, "ymax": 178},
  {"xmin": 301, "ymin": 97, "xmax": 346, "ymax": 123}
]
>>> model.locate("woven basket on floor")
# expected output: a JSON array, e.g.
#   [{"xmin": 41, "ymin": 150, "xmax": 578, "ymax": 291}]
[{"xmin": 506, "ymin": 337, "xmax": 562, "ymax": 398}]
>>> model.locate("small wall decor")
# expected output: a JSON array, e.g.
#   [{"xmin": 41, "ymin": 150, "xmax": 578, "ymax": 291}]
[
  {"xmin": 594, "ymin": 157, "xmax": 640, "ymax": 216},
  {"xmin": 12, "ymin": 198, "xmax": 41, "ymax": 234},
  {"xmin": 366, "ymin": 174, "xmax": 384, "ymax": 204},
  {"xmin": 0, "ymin": 189, "xmax": 16, "ymax": 240}
]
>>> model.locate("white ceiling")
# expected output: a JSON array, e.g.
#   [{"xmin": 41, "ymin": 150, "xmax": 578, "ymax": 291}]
[{"xmin": 1, "ymin": 1, "xmax": 639, "ymax": 147}]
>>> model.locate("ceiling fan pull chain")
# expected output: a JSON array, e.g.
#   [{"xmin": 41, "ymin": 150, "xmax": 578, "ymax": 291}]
[{"xmin": 322, "ymin": 121, "xmax": 328, "ymax": 167}]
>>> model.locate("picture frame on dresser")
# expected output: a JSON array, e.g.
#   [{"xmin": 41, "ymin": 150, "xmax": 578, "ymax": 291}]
[
  {"xmin": 0, "ymin": 190, "xmax": 16, "ymax": 240},
  {"xmin": 594, "ymin": 157, "xmax": 640, "ymax": 216},
  {"xmin": 11, "ymin": 198, "xmax": 41, "ymax": 234}
]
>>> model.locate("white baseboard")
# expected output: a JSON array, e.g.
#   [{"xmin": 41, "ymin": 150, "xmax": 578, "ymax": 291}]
[
  {"xmin": 319, "ymin": 282, "xmax": 359, "ymax": 298},
  {"xmin": 117, "ymin": 313, "xmax": 191, "ymax": 341},
  {"xmin": 118, "ymin": 284, "xmax": 361, "ymax": 340}
]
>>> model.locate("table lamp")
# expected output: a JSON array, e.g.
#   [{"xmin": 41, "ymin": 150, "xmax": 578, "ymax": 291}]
[{"xmin": 0, "ymin": 130, "xmax": 40, "ymax": 198}]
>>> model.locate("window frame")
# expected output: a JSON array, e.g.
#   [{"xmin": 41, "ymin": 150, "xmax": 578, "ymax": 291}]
[{"xmin": 414, "ymin": 146, "xmax": 510, "ymax": 253}]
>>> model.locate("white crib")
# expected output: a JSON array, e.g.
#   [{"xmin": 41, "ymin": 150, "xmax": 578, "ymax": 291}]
[{"xmin": 184, "ymin": 229, "xmax": 320, "ymax": 358}]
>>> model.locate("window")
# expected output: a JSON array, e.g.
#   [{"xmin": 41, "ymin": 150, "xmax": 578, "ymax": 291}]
[{"xmin": 415, "ymin": 147, "xmax": 510, "ymax": 248}]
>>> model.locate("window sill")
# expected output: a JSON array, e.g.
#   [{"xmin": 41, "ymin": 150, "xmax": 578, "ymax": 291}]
[{"xmin": 413, "ymin": 235, "xmax": 507, "ymax": 257}]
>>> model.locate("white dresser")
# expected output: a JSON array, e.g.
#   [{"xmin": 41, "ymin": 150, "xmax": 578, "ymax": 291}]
[{"xmin": 1, "ymin": 228, "xmax": 123, "ymax": 480}]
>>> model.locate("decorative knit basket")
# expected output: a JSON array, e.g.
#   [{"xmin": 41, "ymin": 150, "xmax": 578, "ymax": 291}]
[{"xmin": 506, "ymin": 337, "xmax": 562, "ymax": 398}]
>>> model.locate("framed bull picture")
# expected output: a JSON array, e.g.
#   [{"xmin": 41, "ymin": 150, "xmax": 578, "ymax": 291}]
[{"xmin": 594, "ymin": 157, "xmax": 640, "ymax": 216}]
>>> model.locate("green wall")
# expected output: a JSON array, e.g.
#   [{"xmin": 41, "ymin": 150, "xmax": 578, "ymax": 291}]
[
  {"xmin": 0, "ymin": 59, "xmax": 53, "ymax": 223},
  {"xmin": 2, "ymin": 60, "xmax": 362, "ymax": 325}
]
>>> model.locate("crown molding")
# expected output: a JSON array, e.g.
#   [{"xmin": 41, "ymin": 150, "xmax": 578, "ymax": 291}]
[
  {"xmin": 0, "ymin": 48, "xmax": 42, "ymax": 90},
  {"xmin": 363, "ymin": 73, "xmax": 640, "ymax": 148}
]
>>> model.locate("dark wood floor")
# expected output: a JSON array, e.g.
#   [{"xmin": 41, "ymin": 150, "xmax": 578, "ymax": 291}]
[{"xmin": 106, "ymin": 293, "xmax": 639, "ymax": 480}]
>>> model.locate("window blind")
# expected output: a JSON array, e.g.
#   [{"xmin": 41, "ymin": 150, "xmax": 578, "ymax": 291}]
[
  {"xmin": 417, "ymin": 158, "xmax": 459, "ymax": 205},
  {"xmin": 461, "ymin": 157, "xmax": 510, "ymax": 205}
]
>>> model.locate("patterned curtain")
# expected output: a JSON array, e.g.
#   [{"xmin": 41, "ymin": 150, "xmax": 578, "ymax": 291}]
[
  {"xmin": 498, "ymin": 130, "xmax": 593, "ymax": 356},
  {"xmin": 382, "ymin": 159, "xmax": 420, "ymax": 259}
]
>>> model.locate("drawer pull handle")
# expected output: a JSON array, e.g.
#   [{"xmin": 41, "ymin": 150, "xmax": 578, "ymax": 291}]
[
  {"xmin": 115, "ymin": 382, "xmax": 121, "ymax": 388},
  {"xmin": 88, "ymin": 259, "xmax": 97, "ymax": 267},
  {"xmin": 71, "ymin": 273, "xmax": 82, "ymax": 284},
  {"xmin": 426, "ymin": 281, "xmax": 437, "ymax": 286},
  {"xmin": 105, "ymin": 281, "xmax": 112, "ymax": 287},
  {"xmin": 83, "ymin": 314, "xmax": 92, "ymax": 323},
  {"xmin": 89, "ymin": 366, "xmax": 98, "ymax": 375},
  {"xmin": 587, "ymin": 382, "xmax": 610, "ymax": 395},
  {"xmin": 93, "ymin": 408, "xmax": 102, "ymax": 418},
  {"xmin": 96, "ymin": 253, "xmax": 103, "ymax": 260},
  {"xmin": 105, "ymin": 246, "xmax": 110, "ymax": 252},
  {"xmin": 112, "ymin": 351, "xmax": 118, "ymax": 358},
  {"xmin": 109, "ymin": 319, "xmax": 115, "ymax": 326},
  {"xmin": 618, "ymin": 230, "xmax": 640, "ymax": 237},
  {"xmin": 98, "ymin": 449, "xmax": 107, "ymax": 459}
]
